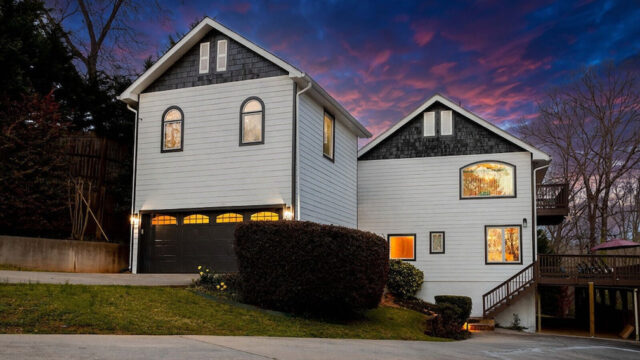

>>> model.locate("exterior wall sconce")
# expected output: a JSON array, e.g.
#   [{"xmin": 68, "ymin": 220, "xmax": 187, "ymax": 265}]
[
  {"xmin": 283, "ymin": 205, "xmax": 294, "ymax": 220},
  {"xmin": 523, "ymin": 218, "xmax": 528, "ymax": 228},
  {"xmin": 130, "ymin": 214, "xmax": 140, "ymax": 227}
]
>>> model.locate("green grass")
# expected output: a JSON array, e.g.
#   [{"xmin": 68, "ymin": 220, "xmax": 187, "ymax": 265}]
[
  {"xmin": 0, "ymin": 264, "xmax": 42, "ymax": 271},
  {"xmin": 0, "ymin": 284, "xmax": 445, "ymax": 341}
]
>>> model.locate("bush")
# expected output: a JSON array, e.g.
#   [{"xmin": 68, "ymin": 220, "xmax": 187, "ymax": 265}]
[
  {"xmin": 234, "ymin": 220, "xmax": 389, "ymax": 316},
  {"xmin": 387, "ymin": 260, "xmax": 424, "ymax": 299},
  {"xmin": 434, "ymin": 295, "xmax": 472, "ymax": 324},
  {"xmin": 428, "ymin": 295, "xmax": 473, "ymax": 339},
  {"xmin": 194, "ymin": 265, "xmax": 240, "ymax": 298}
]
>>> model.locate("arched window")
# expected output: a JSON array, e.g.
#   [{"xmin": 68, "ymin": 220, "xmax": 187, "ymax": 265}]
[
  {"xmin": 460, "ymin": 161, "xmax": 515, "ymax": 198},
  {"xmin": 216, "ymin": 213, "xmax": 244, "ymax": 223},
  {"xmin": 240, "ymin": 97, "xmax": 264, "ymax": 145},
  {"xmin": 183, "ymin": 214, "xmax": 209, "ymax": 224},
  {"xmin": 162, "ymin": 106, "xmax": 184, "ymax": 152},
  {"xmin": 250, "ymin": 211, "xmax": 279, "ymax": 221},
  {"xmin": 151, "ymin": 215, "xmax": 177, "ymax": 225}
]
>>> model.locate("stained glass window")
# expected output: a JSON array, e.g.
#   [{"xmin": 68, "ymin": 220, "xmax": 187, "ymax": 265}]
[{"xmin": 461, "ymin": 162, "xmax": 514, "ymax": 198}]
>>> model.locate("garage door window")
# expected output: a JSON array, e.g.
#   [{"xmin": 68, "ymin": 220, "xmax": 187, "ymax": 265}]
[
  {"xmin": 250, "ymin": 211, "xmax": 279, "ymax": 221},
  {"xmin": 216, "ymin": 213, "xmax": 244, "ymax": 223},
  {"xmin": 151, "ymin": 215, "xmax": 177, "ymax": 225},
  {"xmin": 184, "ymin": 214, "xmax": 209, "ymax": 224}
]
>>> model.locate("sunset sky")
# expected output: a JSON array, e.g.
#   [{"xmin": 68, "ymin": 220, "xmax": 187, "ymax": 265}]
[{"xmin": 115, "ymin": 0, "xmax": 640, "ymax": 144}]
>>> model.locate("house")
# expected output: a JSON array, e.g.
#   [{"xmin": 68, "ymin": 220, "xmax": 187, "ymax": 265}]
[
  {"xmin": 120, "ymin": 17, "xmax": 570, "ymax": 332},
  {"xmin": 357, "ymin": 94, "xmax": 554, "ymax": 331},
  {"xmin": 119, "ymin": 17, "xmax": 371, "ymax": 274}
]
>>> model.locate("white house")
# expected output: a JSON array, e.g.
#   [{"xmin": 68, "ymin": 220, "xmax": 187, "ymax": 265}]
[{"xmin": 120, "ymin": 18, "xmax": 563, "ymax": 332}]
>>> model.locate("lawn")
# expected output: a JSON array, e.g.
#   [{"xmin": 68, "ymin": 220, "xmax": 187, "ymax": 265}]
[{"xmin": 0, "ymin": 283, "xmax": 444, "ymax": 341}]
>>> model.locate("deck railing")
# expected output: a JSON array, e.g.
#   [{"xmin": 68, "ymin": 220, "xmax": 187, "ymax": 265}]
[
  {"xmin": 483, "ymin": 262, "xmax": 536, "ymax": 317},
  {"xmin": 537, "ymin": 183, "xmax": 569, "ymax": 210},
  {"xmin": 537, "ymin": 254, "xmax": 640, "ymax": 286}
]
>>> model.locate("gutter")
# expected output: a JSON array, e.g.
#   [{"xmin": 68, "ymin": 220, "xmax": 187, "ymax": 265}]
[
  {"xmin": 126, "ymin": 99, "xmax": 140, "ymax": 273},
  {"xmin": 294, "ymin": 78, "xmax": 312, "ymax": 220}
]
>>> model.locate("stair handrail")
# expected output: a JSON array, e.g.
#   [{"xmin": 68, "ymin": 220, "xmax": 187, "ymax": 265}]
[{"xmin": 482, "ymin": 262, "xmax": 536, "ymax": 317}]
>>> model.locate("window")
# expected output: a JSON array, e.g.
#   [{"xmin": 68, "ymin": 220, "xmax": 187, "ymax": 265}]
[
  {"xmin": 199, "ymin": 42, "xmax": 210, "ymax": 74},
  {"xmin": 183, "ymin": 214, "xmax": 209, "ymax": 224},
  {"xmin": 486, "ymin": 226, "xmax": 521, "ymax": 264},
  {"xmin": 441, "ymin": 110, "xmax": 453, "ymax": 136},
  {"xmin": 162, "ymin": 106, "xmax": 184, "ymax": 152},
  {"xmin": 388, "ymin": 234, "xmax": 416, "ymax": 261},
  {"xmin": 216, "ymin": 39, "xmax": 227, "ymax": 71},
  {"xmin": 240, "ymin": 97, "xmax": 264, "ymax": 145},
  {"xmin": 250, "ymin": 211, "xmax": 279, "ymax": 221},
  {"xmin": 151, "ymin": 215, "xmax": 177, "ymax": 225},
  {"xmin": 323, "ymin": 111, "xmax": 335, "ymax": 160},
  {"xmin": 216, "ymin": 213, "xmax": 243, "ymax": 223},
  {"xmin": 423, "ymin": 111, "xmax": 435, "ymax": 137},
  {"xmin": 461, "ymin": 161, "xmax": 515, "ymax": 198},
  {"xmin": 429, "ymin": 232, "xmax": 445, "ymax": 254}
]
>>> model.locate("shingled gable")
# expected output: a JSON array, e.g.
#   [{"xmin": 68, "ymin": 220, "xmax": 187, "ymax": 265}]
[
  {"xmin": 358, "ymin": 94, "xmax": 550, "ymax": 161},
  {"xmin": 118, "ymin": 17, "xmax": 371, "ymax": 138}
]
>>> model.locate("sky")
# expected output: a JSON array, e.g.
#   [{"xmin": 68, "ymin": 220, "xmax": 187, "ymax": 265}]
[{"xmin": 123, "ymin": 0, "xmax": 639, "ymax": 145}]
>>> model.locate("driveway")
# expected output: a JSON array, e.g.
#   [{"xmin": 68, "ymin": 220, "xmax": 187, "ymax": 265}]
[
  {"xmin": 0, "ymin": 270, "xmax": 196, "ymax": 286},
  {"xmin": 0, "ymin": 331, "xmax": 638, "ymax": 360}
]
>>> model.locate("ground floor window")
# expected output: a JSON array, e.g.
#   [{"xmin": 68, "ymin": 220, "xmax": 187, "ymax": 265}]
[
  {"xmin": 485, "ymin": 225, "xmax": 521, "ymax": 264},
  {"xmin": 388, "ymin": 234, "xmax": 416, "ymax": 261}
]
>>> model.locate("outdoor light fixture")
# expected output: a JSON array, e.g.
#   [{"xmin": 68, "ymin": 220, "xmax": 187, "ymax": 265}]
[
  {"xmin": 523, "ymin": 218, "xmax": 528, "ymax": 228},
  {"xmin": 130, "ymin": 214, "xmax": 140, "ymax": 226},
  {"xmin": 283, "ymin": 205, "xmax": 294, "ymax": 220}
]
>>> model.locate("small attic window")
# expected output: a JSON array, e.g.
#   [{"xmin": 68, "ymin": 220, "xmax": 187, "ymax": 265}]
[
  {"xmin": 423, "ymin": 111, "xmax": 435, "ymax": 137},
  {"xmin": 199, "ymin": 42, "xmax": 210, "ymax": 74},
  {"xmin": 217, "ymin": 40, "xmax": 228, "ymax": 71},
  {"xmin": 441, "ymin": 110, "xmax": 453, "ymax": 136}
]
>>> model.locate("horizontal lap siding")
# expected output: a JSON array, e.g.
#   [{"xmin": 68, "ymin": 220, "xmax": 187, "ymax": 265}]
[
  {"xmin": 358, "ymin": 152, "xmax": 533, "ymax": 283},
  {"xmin": 135, "ymin": 76, "xmax": 293, "ymax": 211},
  {"xmin": 298, "ymin": 94, "xmax": 358, "ymax": 228}
]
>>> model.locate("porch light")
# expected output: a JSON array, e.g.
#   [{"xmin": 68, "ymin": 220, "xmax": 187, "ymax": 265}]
[
  {"xmin": 130, "ymin": 214, "xmax": 140, "ymax": 226},
  {"xmin": 283, "ymin": 205, "xmax": 294, "ymax": 220},
  {"xmin": 523, "ymin": 218, "xmax": 528, "ymax": 228}
]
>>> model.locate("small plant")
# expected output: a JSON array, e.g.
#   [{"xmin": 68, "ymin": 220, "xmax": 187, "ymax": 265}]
[
  {"xmin": 195, "ymin": 265, "xmax": 228, "ymax": 293},
  {"xmin": 387, "ymin": 260, "xmax": 424, "ymax": 299},
  {"xmin": 507, "ymin": 313, "xmax": 527, "ymax": 331}
]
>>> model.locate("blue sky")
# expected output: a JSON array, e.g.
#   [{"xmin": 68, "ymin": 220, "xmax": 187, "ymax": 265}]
[{"xmin": 94, "ymin": 0, "xmax": 640, "ymax": 141}]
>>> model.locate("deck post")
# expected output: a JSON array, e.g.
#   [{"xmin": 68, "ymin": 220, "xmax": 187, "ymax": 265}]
[
  {"xmin": 536, "ymin": 287, "xmax": 542, "ymax": 332},
  {"xmin": 588, "ymin": 282, "xmax": 595, "ymax": 337},
  {"xmin": 634, "ymin": 288, "xmax": 639, "ymax": 342}
]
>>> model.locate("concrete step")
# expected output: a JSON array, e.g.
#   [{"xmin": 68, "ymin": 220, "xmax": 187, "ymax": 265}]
[{"xmin": 466, "ymin": 317, "xmax": 495, "ymax": 332}]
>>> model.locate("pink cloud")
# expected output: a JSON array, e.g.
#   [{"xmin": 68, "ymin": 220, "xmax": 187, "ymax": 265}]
[
  {"xmin": 412, "ymin": 25, "xmax": 435, "ymax": 47},
  {"xmin": 430, "ymin": 62, "xmax": 457, "ymax": 77}
]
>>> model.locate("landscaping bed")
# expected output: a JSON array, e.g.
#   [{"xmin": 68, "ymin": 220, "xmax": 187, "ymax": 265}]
[{"xmin": 0, "ymin": 283, "xmax": 445, "ymax": 341}]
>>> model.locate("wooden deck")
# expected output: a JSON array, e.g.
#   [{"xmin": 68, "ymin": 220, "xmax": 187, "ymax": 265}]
[
  {"xmin": 537, "ymin": 183, "xmax": 569, "ymax": 225},
  {"xmin": 537, "ymin": 254, "xmax": 640, "ymax": 287}
]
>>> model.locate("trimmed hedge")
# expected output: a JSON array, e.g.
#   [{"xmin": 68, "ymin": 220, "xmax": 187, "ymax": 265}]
[
  {"xmin": 429, "ymin": 295, "xmax": 472, "ymax": 339},
  {"xmin": 387, "ymin": 260, "xmax": 424, "ymax": 299},
  {"xmin": 234, "ymin": 220, "xmax": 389, "ymax": 315},
  {"xmin": 434, "ymin": 295, "xmax": 472, "ymax": 323}
]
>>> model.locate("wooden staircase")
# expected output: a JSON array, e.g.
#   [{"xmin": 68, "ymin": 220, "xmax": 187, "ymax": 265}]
[{"xmin": 482, "ymin": 262, "xmax": 536, "ymax": 318}]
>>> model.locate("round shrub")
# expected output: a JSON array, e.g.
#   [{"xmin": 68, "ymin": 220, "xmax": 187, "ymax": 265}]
[
  {"xmin": 434, "ymin": 295, "xmax": 472, "ymax": 324},
  {"xmin": 387, "ymin": 260, "xmax": 424, "ymax": 299},
  {"xmin": 234, "ymin": 220, "xmax": 389, "ymax": 315}
]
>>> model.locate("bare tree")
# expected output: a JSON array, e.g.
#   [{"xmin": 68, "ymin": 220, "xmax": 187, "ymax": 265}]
[
  {"xmin": 44, "ymin": 0, "xmax": 165, "ymax": 80},
  {"xmin": 610, "ymin": 174, "xmax": 640, "ymax": 241},
  {"xmin": 520, "ymin": 63, "xmax": 640, "ymax": 251}
]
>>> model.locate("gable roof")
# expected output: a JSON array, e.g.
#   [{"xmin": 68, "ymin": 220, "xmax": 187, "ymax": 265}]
[
  {"xmin": 358, "ymin": 94, "xmax": 550, "ymax": 161},
  {"xmin": 118, "ymin": 17, "xmax": 371, "ymax": 138}
]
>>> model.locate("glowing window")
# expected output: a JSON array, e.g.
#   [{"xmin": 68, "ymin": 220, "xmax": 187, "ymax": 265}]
[
  {"xmin": 216, "ymin": 213, "xmax": 244, "ymax": 223},
  {"xmin": 323, "ymin": 111, "xmax": 334, "ymax": 160},
  {"xmin": 183, "ymin": 214, "xmax": 209, "ymax": 224},
  {"xmin": 461, "ymin": 162, "xmax": 515, "ymax": 198},
  {"xmin": 162, "ymin": 107, "xmax": 183, "ymax": 152},
  {"xmin": 250, "ymin": 211, "xmax": 279, "ymax": 221},
  {"xmin": 240, "ymin": 98, "xmax": 264, "ymax": 144},
  {"xmin": 151, "ymin": 215, "xmax": 177, "ymax": 225},
  {"xmin": 486, "ymin": 226, "xmax": 521, "ymax": 264},
  {"xmin": 389, "ymin": 234, "xmax": 416, "ymax": 260}
]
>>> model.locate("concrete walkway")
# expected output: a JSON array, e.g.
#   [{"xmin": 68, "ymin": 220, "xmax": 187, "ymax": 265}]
[
  {"xmin": 0, "ymin": 270, "xmax": 197, "ymax": 286},
  {"xmin": 0, "ymin": 331, "xmax": 638, "ymax": 360}
]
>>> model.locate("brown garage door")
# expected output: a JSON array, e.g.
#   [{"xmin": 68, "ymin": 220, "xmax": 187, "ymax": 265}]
[{"xmin": 138, "ymin": 208, "xmax": 281, "ymax": 273}]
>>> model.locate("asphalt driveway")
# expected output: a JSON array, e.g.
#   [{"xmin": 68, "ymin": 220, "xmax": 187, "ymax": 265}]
[{"xmin": 1, "ymin": 331, "xmax": 638, "ymax": 360}]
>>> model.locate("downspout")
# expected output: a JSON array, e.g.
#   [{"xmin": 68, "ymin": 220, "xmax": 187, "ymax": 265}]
[
  {"xmin": 126, "ymin": 99, "xmax": 140, "ymax": 272},
  {"xmin": 532, "ymin": 163, "xmax": 551, "ymax": 261},
  {"xmin": 294, "ymin": 78, "xmax": 312, "ymax": 220}
]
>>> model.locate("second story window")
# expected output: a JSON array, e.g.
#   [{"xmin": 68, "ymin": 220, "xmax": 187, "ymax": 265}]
[
  {"xmin": 199, "ymin": 42, "xmax": 209, "ymax": 74},
  {"xmin": 162, "ymin": 106, "xmax": 184, "ymax": 152},
  {"xmin": 216, "ymin": 39, "xmax": 228, "ymax": 71},
  {"xmin": 323, "ymin": 111, "xmax": 335, "ymax": 160},
  {"xmin": 240, "ymin": 97, "xmax": 264, "ymax": 145},
  {"xmin": 461, "ymin": 161, "xmax": 515, "ymax": 198}
]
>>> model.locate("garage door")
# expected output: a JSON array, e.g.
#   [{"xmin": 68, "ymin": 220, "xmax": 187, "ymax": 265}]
[{"xmin": 138, "ymin": 208, "xmax": 281, "ymax": 273}]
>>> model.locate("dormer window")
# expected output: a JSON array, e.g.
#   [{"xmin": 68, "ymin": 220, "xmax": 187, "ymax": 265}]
[
  {"xmin": 199, "ymin": 42, "xmax": 209, "ymax": 74},
  {"xmin": 217, "ymin": 40, "xmax": 228, "ymax": 71}
]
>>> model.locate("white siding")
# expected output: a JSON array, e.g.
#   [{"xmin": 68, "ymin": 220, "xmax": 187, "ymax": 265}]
[
  {"xmin": 135, "ymin": 76, "xmax": 293, "ymax": 211},
  {"xmin": 298, "ymin": 93, "xmax": 358, "ymax": 228},
  {"xmin": 358, "ymin": 152, "xmax": 535, "ymax": 317}
]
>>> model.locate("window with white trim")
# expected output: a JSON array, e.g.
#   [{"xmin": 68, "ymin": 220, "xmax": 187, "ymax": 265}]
[
  {"xmin": 199, "ymin": 42, "xmax": 209, "ymax": 74},
  {"xmin": 216, "ymin": 40, "xmax": 228, "ymax": 71},
  {"xmin": 423, "ymin": 111, "xmax": 435, "ymax": 137},
  {"xmin": 441, "ymin": 110, "xmax": 453, "ymax": 135}
]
